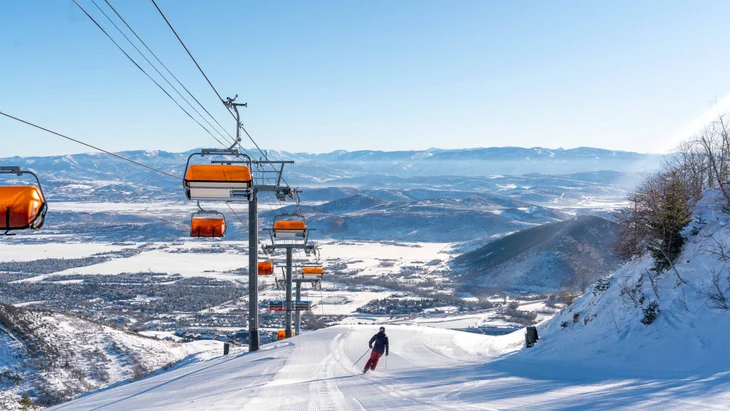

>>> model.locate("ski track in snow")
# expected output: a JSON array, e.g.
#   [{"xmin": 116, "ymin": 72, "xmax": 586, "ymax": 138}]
[{"xmin": 49, "ymin": 324, "xmax": 730, "ymax": 410}]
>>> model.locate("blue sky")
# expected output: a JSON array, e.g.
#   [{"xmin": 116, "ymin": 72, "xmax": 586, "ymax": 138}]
[{"xmin": 2, "ymin": 0, "xmax": 730, "ymax": 156}]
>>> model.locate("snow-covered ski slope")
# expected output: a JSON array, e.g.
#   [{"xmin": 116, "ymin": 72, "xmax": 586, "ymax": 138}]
[{"xmin": 50, "ymin": 324, "xmax": 730, "ymax": 410}]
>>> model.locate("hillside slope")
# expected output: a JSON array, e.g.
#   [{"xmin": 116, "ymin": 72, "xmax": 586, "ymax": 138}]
[
  {"xmin": 452, "ymin": 215, "xmax": 624, "ymax": 291},
  {"xmin": 526, "ymin": 189, "xmax": 730, "ymax": 377},
  {"xmin": 0, "ymin": 304, "xmax": 194, "ymax": 410},
  {"xmin": 50, "ymin": 323, "xmax": 730, "ymax": 410}
]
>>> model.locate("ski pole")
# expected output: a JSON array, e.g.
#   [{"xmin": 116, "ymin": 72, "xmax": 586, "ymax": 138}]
[
  {"xmin": 385, "ymin": 354, "xmax": 388, "ymax": 370},
  {"xmin": 353, "ymin": 348, "xmax": 370, "ymax": 366}
]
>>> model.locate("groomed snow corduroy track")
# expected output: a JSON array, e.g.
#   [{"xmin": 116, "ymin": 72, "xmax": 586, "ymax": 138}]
[{"xmin": 50, "ymin": 325, "xmax": 730, "ymax": 410}]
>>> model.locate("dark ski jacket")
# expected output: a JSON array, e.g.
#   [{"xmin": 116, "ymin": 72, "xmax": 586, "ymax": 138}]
[{"xmin": 369, "ymin": 332, "xmax": 389, "ymax": 355}]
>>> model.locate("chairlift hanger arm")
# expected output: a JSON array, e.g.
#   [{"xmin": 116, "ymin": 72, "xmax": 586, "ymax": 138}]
[
  {"xmin": 0, "ymin": 166, "xmax": 45, "ymax": 199},
  {"xmin": 224, "ymin": 95, "xmax": 247, "ymax": 150}
]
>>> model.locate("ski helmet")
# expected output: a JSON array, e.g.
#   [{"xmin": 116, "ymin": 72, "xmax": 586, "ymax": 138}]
[{"xmin": 379, "ymin": 326, "xmax": 385, "ymax": 332}]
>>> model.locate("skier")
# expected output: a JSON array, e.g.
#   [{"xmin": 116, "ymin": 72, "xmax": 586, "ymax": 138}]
[{"xmin": 363, "ymin": 326, "xmax": 389, "ymax": 374}]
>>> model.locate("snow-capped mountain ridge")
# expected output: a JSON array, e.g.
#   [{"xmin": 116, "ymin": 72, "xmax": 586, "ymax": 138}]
[{"xmin": 0, "ymin": 303, "xmax": 195, "ymax": 410}]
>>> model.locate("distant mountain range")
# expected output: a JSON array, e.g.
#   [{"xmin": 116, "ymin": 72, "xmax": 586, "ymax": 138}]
[
  {"xmin": 2, "ymin": 146, "xmax": 662, "ymax": 185},
  {"xmin": 0, "ymin": 147, "xmax": 656, "ymax": 242}
]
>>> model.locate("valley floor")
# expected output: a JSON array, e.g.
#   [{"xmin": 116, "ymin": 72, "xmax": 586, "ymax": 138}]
[{"xmin": 49, "ymin": 325, "xmax": 730, "ymax": 410}]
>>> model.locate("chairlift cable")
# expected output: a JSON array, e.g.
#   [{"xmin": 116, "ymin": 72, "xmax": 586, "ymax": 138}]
[
  {"xmin": 73, "ymin": 0, "xmax": 230, "ymax": 148},
  {"xmin": 150, "ymin": 0, "xmax": 294, "ymax": 188},
  {"xmin": 0, "ymin": 111, "xmax": 181, "ymax": 181},
  {"xmin": 151, "ymin": 0, "xmax": 316, "ymax": 279},
  {"xmin": 150, "ymin": 0, "xmax": 228, "ymax": 108},
  {"xmin": 89, "ymin": 0, "xmax": 235, "ymax": 146},
  {"xmin": 223, "ymin": 202, "xmax": 249, "ymax": 231},
  {"xmin": 82, "ymin": 1, "xmax": 256, "ymax": 233},
  {"xmin": 103, "ymin": 0, "xmax": 237, "ymax": 144}
]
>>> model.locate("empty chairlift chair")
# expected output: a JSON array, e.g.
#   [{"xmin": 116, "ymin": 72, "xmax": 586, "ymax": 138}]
[
  {"xmin": 0, "ymin": 167, "xmax": 47, "ymax": 235},
  {"xmin": 258, "ymin": 261, "xmax": 274, "ymax": 275},
  {"xmin": 183, "ymin": 150, "xmax": 252, "ymax": 201},
  {"xmin": 190, "ymin": 210, "xmax": 226, "ymax": 238},
  {"xmin": 302, "ymin": 264, "xmax": 323, "ymax": 279},
  {"xmin": 272, "ymin": 213, "xmax": 307, "ymax": 241}
]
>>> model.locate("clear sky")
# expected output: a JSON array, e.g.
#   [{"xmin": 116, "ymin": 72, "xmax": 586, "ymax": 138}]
[{"xmin": 2, "ymin": 0, "xmax": 730, "ymax": 157}]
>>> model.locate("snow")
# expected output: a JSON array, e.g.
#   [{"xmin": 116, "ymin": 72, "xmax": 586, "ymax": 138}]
[
  {"xmin": 320, "ymin": 241, "xmax": 451, "ymax": 260},
  {"xmin": 17, "ymin": 249, "xmax": 248, "ymax": 283},
  {"xmin": 0, "ymin": 243, "xmax": 131, "ymax": 262},
  {"xmin": 50, "ymin": 325, "xmax": 521, "ymax": 411},
  {"xmin": 1, "ymin": 240, "xmax": 453, "ymax": 286},
  {"xmin": 262, "ymin": 288, "xmax": 393, "ymax": 316},
  {"xmin": 49, "ymin": 321, "xmax": 730, "ymax": 410},
  {"xmin": 0, "ymin": 304, "xmax": 223, "ymax": 410},
  {"xmin": 528, "ymin": 191, "xmax": 730, "ymax": 372}
]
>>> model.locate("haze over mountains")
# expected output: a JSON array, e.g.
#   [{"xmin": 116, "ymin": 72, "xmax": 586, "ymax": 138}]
[{"xmin": 0, "ymin": 146, "xmax": 657, "ymax": 243}]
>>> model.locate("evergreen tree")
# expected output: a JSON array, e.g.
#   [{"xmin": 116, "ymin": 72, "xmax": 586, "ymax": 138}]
[{"xmin": 649, "ymin": 172, "xmax": 692, "ymax": 272}]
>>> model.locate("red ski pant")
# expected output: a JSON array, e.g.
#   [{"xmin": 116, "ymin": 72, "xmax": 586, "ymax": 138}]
[{"xmin": 364, "ymin": 350, "xmax": 383, "ymax": 371}]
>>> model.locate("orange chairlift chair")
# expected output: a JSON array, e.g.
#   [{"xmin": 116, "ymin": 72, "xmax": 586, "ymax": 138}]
[
  {"xmin": 272, "ymin": 212, "xmax": 308, "ymax": 240},
  {"xmin": 189, "ymin": 204, "xmax": 226, "ymax": 238},
  {"xmin": 0, "ymin": 166, "xmax": 47, "ymax": 235},
  {"xmin": 258, "ymin": 260, "xmax": 274, "ymax": 275},
  {"xmin": 301, "ymin": 263, "xmax": 324, "ymax": 278},
  {"xmin": 183, "ymin": 149, "xmax": 252, "ymax": 202}
]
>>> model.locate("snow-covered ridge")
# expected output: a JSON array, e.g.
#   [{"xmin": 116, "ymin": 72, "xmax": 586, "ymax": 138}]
[
  {"xmin": 453, "ymin": 215, "xmax": 624, "ymax": 291},
  {"xmin": 0, "ymin": 304, "xmax": 199, "ymax": 410}
]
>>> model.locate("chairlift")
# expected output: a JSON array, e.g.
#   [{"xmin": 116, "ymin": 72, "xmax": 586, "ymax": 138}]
[
  {"xmin": 190, "ymin": 211, "xmax": 226, "ymax": 238},
  {"xmin": 183, "ymin": 149, "xmax": 252, "ymax": 201},
  {"xmin": 258, "ymin": 260, "xmax": 274, "ymax": 276},
  {"xmin": 0, "ymin": 167, "xmax": 47, "ymax": 235},
  {"xmin": 301, "ymin": 263, "xmax": 324, "ymax": 277},
  {"xmin": 272, "ymin": 212, "xmax": 307, "ymax": 240}
]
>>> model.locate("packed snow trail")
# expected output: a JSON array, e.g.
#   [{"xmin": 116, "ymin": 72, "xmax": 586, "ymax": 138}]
[{"xmin": 51, "ymin": 325, "xmax": 730, "ymax": 410}]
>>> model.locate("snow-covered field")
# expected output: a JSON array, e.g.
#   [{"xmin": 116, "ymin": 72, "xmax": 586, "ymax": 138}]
[
  {"xmin": 1, "ymin": 240, "xmax": 452, "ymax": 281},
  {"xmin": 0, "ymin": 243, "xmax": 133, "ymax": 262}
]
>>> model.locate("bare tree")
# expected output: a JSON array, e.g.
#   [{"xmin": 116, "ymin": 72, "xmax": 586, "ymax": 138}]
[
  {"xmin": 698, "ymin": 268, "xmax": 729, "ymax": 310},
  {"xmin": 619, "ymin": 278, "xmax": 643, "ymax": 307},
  {"xmin": 696, "ymin": 114, "xmax": 730, "ymax": 207},
  {"xmin": 645, "ymin": 269, "xmax": 660, "ymax": 299}
]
